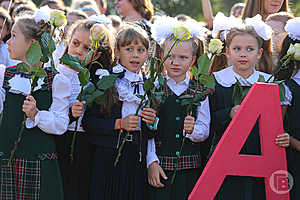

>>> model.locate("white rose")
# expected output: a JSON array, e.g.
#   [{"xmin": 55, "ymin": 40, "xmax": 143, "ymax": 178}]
[
  {"xmin": 173, "ymin": 25, "xmax": 191, "ymax": 41},
  {"xmin": 294, "ymin": 43, "xmax": 300, "ymax": 61},
  {"xmin": 208, "ymin": 39, "xmax": 223, "ymax": 55},
  {"xmin": 95, "ymin": 69, "xmax": 110, "ymax": 79},
  {"xmin": 34, "ymin": 6, "xmax": 51, "ymax": 23}
]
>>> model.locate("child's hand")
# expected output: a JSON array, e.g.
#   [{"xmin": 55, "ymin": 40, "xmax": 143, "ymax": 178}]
[
  {"xmin": 141, "ymin": 108, "xmax": 156, "ymax": 125},
  {"xmin": 184, "ymin": 115, "xmax": 195, "ymax": 134},
  {"xmin": 230, "ymin": 105, "xmax": 240, "ymax": 119},
  {"xmin": 23, "ymin": 95, "xmax": 38, "ymax": 121},
  {"xmin": 72, "ymin": 101, "xmax": 86, "ymax": 118},
  {"xmin": 148, "ymin": 161, "xmax": 167, "ymax": 188},
  {"xmin": 122, "ymin": 114, "xmax": 139, "ymax": 131},
  {"xmin": 276, "ymin": 133, "xmax": 290, "ymax": 148}
]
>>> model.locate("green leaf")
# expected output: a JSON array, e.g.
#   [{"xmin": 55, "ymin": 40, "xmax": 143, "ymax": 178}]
[
  {"xmin": 199, "ymin": 74, "xmax": 215, "ymax": 89},
  {"xmin": 16, "ymin": 62, "xmax": 30, "ymax": 73},
  {"xmin": 78, "ymin": 68, "xmax": 90, "ymax": 86},
  {"xmin": 190, "ymin": 66, "xmax": 198, "ymax": 80},
  {"xmin": 78, "ymin": 84, "xmax": 95, "ymax": 100},
  {"xmin": 143, "ymin": 79, "xmax": 155, "ymax": 92},
  {"xmin": 194, "ymin": 93, "xmax": 204, "ymax": 102},
  {"xmin": 136, "ymin": 94, "xmax": 145, "ymax": 99},
  {"xmin": 181, "ymin": 99, "xmax": 193, "ymax": 106},
  {"xmin": 278, "ymin": 83, "xmax": 286, "ymax": 102},
  {"xmin": 40, "ymin": 47, "xmax": 49, "ymax": 63},
  {"xmin": 26, "ymin": 41, "xmax": 42, "ymax": 65},
  {"xmin": 31, "ymin": 65, "xmax": 47, "ymax": 78},
  {"xmin": 149, "ymin": 57, "xmax": 157, "ymax": 77},
  {"xmin": 241, "ymin": 88, "xmax": 250, "ymax": 99},
  {"xmin": 197, "ymin": 54, "xmax": 210, "ymax": 75},
  {"xmin": 97, "ymin": 74, "xmax": 118, "ymax": 90},
  {"xmin": 94, "ymin": 95, "xmax": 105, "ymax": 105},
  {"xmin": 81, "ymin": 50, "xmax": 94, "ymax": 66},
  {"xmin": 41, "ymin": 32, "xmax": 56, "ymax": 53},
  {"xmin": 232, "ymin": 78, "xmax": 243, "ymax": 105},
  {"xmin": 179, "ymin": 94, "xmax": 193, "ymax": 99},
  {"xmin": 60, "ymin": 54, "xmax": 82, "ymax": 71},
  {"xmin": 193, "ymin": 102, "xmax": 202, "ymax": 106},
  {"xmin": 257, "ymin": 75, "xmax": 265, "ymax": 82}
]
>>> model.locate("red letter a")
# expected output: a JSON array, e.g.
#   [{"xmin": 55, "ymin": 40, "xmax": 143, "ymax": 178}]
[{"xmin": 189, "ymin": 83, "xmax": 289, "ymax": 200}]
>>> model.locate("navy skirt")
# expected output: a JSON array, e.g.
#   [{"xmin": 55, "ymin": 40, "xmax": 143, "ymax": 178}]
[
  {"xmin": 55, "ymin": 131, "xmax": 95, "ymax": 200},
  {"xmin": 90, "ymin": 143, "xmax": 147, "ymax": 200}
]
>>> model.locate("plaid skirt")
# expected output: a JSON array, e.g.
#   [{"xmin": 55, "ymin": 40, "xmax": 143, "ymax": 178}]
[{"xmin": 0, "ymin": 152, "xmax": 63, "ymax": 200}]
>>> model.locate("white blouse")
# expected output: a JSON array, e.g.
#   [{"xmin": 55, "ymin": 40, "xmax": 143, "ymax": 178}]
[
  {"xmin": 115, "ymin": 64, "xmax": 144, "ymax": 130},
  {"xmin": 147, "ymin": 73, "xmax": 211, "ymax": 167},
  {"xmin": 0, "ymin": 65, "xmax": 72, "ymax": 135},
  {"xmin": 57, "ymin": 64, "xmax": 84, "ymax": 132},
  {"xmin": 281, "ymin": 69, "xmax": 300, "ymax": 106}
]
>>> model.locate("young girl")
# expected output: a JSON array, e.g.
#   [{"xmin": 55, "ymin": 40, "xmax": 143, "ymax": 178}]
[
  {"xmin": 276, "ymin": 17, "xmax": 300, "ymax": 199},
  {"xmin": 210, "ymin": 13, "xmax": 274, "ymax": 74},
  {"xmin": 55, "ymin": 20, "xmax": 115, "ymax": 200},
  {"xmin": 82, "ymin": 24, "xmax": 157, "ymax": 200},
  {"xmin": 0, "ymin": 14, "xmax": 71, "ymax": 200},
  {"xmin": 147, "ymin": 17, "xmax": 210, "ymax": 200},
  {"xmin": 209, "ymin": 17, "xmax": 288, "ymax": 199}
]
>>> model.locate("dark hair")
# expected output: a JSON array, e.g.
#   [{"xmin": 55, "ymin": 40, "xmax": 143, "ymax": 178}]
[
  {"xmin": 242, "ymin": 0, "xmax": 289, "ymax": 20},
  {"xmin": 116, "ymin": 23, "xmax": 150, "ymax": 50},
  {"xmin": 128, "ymin": 0, "xmax": 154, "ymax": 21},
  {"xmin": 210, "ymin": 25, "xmax": 273, "ymax": 74},
  {"xmin": 230, "ymin": 3, "xmax": 245, "ymax": 16},
  {"xmin": 275, "ymin": 35, "xmax": 300, "ymax": 80},
  {"xmin": 12, "ymin": 4, "xmax": 36, "ymax": 19},
  {"xmin": 66, "ymin": 20, "xmax": 117, "ymax": 116}
]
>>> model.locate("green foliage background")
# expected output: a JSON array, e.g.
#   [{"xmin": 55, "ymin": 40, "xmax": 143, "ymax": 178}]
[{"xmin": 107, "ymin": 0, "xmax": 300, "ymax": 21}]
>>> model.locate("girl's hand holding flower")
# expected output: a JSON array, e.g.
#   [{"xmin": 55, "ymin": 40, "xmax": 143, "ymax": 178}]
[
  {"xmin": 141, "ymin": 108, "xmax": 156, "ymax": 125},
  {"xmin": 122, "ymin": 114, "xmax": 139, "ymax": 132},
  {"xmin": 184, "ymin": 115, "xmax": 195, "ymax": 134},
  {"xmin": 23, "ymin": 95, "xmax": 38, "ymax": 121},
  {"xmin": 72, "ymin": 101, "xmax": 86, "ymax": 118}
]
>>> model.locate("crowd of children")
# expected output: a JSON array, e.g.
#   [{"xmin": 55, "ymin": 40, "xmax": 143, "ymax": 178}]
[{"xmin": 0, "ymin": 0, "xmax": 299, "ymax": 199}]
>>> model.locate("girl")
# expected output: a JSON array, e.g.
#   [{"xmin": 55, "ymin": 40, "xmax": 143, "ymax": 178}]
[
  {"xmin": 276, "ymin": 17, "xmax": 300, "ymax": 199},
  {"xmin": 55, "ymin": 20, "xmax": 115, "ymax": 200},
  {"xmin": 82, "ymin": 24, "xmax": 157, "ymax": 200},
  {"xmin": 210, "ymin": 13, "xmax": 274, "ymax": 74},
  {"xmin": 0, "ymin": 14, "xmax": 71, "ymax": 200},
  {"xmin": 209, "ymin": 17, "xmax": 288, "ymax": 199},
  {"xmin": 147, "ymin": 17, "xmax": 210, "ymax": 200},
  {"xmin": 242, "ymin": 0, "xmax": 290, "ymax": 21}
]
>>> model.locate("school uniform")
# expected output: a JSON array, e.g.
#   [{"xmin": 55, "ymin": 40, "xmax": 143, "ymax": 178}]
[
  {"xmin": 0, "ymin": 65, "xmax": 71, "ymax": 200},
  {"xmin": 82, "ymin": 64, "xmax": 155, "ymax": 200},
  {"xmin": 147, "ymin": 74, "xmax": 210, "ymax": 200},
  {"xmin": 209, "ymin": 66, "xmax": 271, "ymax": 200},
  {"xmin": 55, "ymin": 64, "xmax": 95, "ymax": 200},
  {"xmin": 282, "ymin": 69, "xmax": 300, "ymax": 200}
]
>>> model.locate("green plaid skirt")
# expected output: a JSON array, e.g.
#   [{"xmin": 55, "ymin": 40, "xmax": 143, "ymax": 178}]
[{"xmin": 0, "ymin": 152, "xmax": 63, "ymax": 200}]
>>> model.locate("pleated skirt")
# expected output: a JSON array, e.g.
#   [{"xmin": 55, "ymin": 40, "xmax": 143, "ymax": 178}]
[{"xmin": 90, "ymin": 143, "xmax": 147, "ymax": 200}]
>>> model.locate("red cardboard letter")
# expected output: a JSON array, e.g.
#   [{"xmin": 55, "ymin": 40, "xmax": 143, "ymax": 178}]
[{"xmin": 189, "ymin": 83, "xmax": 289, "ymax": 200}]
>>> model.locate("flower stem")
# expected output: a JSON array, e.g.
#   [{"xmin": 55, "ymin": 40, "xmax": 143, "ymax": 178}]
[
  {"xmin": 171, "ymin": 135, "xmax": 187, "ymax": 184},
  {"xmin": 8, "ymin": 114, "xmax": 26, "ymax": 166},
  {"xmin": 70, "ymin": 86, "xmax": 83, "ymax": 164}
]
